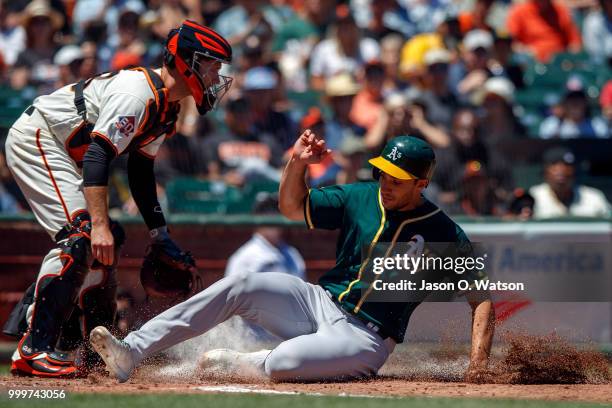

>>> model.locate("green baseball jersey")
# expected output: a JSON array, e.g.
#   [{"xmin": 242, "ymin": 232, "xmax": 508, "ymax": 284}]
[{"xmin": 306, "ymin": 181, "xmax": 483, "ymax": 343}]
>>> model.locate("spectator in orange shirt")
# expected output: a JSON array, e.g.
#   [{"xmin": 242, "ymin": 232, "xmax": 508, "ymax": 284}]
[
  {"xmin": 507, "ymin": 0, "xmax": 581, "ymax": 62},
  {"xmin": 349, "ymin": 61, "xmax": 385, "ymax": 131},
  {"xmin": 458, "ymin": 0, "xmax": 494, "ymax": 34}
]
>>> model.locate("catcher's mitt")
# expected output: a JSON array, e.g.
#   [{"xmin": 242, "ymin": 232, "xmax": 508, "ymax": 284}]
[{"xmin": 140, "ymin": 239, "xmax": 199, "ymax": 298}]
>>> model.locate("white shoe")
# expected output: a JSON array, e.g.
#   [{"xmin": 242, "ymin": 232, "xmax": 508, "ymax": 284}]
[
  {"xmin": 89, "ymin": 326, "xmax": 135, "ymax": 383},
  {"xmin": 199, "ymin": 348, "xmax": 270, "ymax": 379}
]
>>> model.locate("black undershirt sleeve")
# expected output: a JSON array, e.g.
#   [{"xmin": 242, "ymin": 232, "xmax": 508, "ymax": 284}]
[
  {"xmin": 127, "ymin": 150, "xmax": 166, "ymax": 230},
  {"xmin": 83, "ymin": 137, "xmax": 117, "ymax": 187}
]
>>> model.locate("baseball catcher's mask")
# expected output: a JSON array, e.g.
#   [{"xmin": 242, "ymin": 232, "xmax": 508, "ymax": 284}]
[{"xmin": 165, "ymin": 20, "xmax": 233, "ymax": 114}]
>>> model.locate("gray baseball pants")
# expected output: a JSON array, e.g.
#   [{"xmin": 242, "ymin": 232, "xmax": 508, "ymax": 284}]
[{"xmin": 125, "ymin": 272, "xmax": 395, "ymax": 381}]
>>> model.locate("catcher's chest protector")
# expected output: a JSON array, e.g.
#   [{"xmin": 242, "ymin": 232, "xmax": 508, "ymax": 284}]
[{"xmin": 68, "ymin": 67, "xmax": 179, "ymax": 166}]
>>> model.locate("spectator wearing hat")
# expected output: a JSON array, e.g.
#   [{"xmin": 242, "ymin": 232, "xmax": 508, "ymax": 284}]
[
  {"xmin": 243, "ymin": 66, "xmax": 296, "ymax": 149},
  {"xmin": 455, "ymin": 29, "xmax": 494, "ymax": 102},
  {"xmin": 582, "ymin": 0, "xmax": 612, "ymax": 64},
  {"xmin": 529, "ymin": 147, "xmax": 611, "ymax": 218},
  {"xmin": 489, "ymin": 31, "xmax": 526, "ymax": 90},
  {"xmin": 432, "ymin": 107, "xmax": 512, "ymax": 213},
  {"xmin": 398, "ymin": 27, "xmax": 445, "ymax": 80},
  {"xmin": 324, "ymin": 73, "xmax": 366, "ymax": 151},
  {"xmin": 399, "ymin": 16, "xmax": 463, "ymax": 80},
  {"xmin": 411, "ymin": 48, "xmax": 459, "ymax": 130},
  {"xmin": 13, "ymin": 0, "xmax": 64, "ymax": 91},
  {"xmin": 309, "ymin": 5, "xmax": 380, "ymax": 90},
  {"xmin": 0, "ymin": 1, "xmax": 25, "ymax": 67},
  {"xmin": 478, "ymin": 76, "xmax": 526, "ymax": 144},
  {"xmin": 365, "ymin": 92, "xmax": 450, "ymax": 153},
  {"xmin": 507, "ymin": 0, "xmax": 581, "ymax": 63},
  {"xmin": 53, "ymin": 45, "xmax": 85, "ymax": 87},
  {"xmin": 240, "ymin": 35, "xmax": 268, "ymax": 72},
  {"xmin": 459, "ymin": 160, "xmax": 506, "ymax": 216},
  {"xmin": 349, "ymin": 62, "xmax": 385, "ymax": 131},
  {"xmin": 539, "ymin": 77, "xmax": 609, "ymax": 139},
  {"xmin": 202, "ymin": 96, "xmax": 284, "ymax": 187}
]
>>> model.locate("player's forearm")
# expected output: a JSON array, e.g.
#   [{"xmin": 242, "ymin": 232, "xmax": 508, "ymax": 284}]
[
  {"xmin": 128, "ymin": 151, "xmax": 166, "ymax": 230},
  {"xmin": 468, "ymin": 298, "xmax": 495, "ymax": 367},
  {"xmin": 279, "ymin": 156, "xmax": 308, "ymax": 220},
  {"xmin": 416, "ymin": 122, "xmax": 450, "ymax": 148},
  {"xmin": 84, "ymin": 186, "xmax": 110, "ymax": 228}
]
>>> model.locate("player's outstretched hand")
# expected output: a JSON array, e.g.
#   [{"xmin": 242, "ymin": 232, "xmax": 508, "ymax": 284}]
[{"xmin": 292, "ymin": 129, "xmax": 331, "ymax": 165}]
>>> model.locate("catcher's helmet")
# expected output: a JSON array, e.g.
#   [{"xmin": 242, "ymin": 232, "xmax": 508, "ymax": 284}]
[
  {"xmin": 164, "ymin": 20, "xmax": 233, "ymax": 114},
  {"xmin": 369, "ymin": 136, "xmax": 436, "ymax": 181}
]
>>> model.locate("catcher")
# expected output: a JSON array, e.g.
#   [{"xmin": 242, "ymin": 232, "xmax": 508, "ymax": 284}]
[
  {"xmin": 89, "ymin": 134, "xmax": 495, "ymax": 383},
  {"xmin": 3, "ymin": 20, "xmax": 231, "ymax": 377}
]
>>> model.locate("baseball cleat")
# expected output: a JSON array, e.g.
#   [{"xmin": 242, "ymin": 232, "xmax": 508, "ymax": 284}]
[
  {"xmin": 89, "ymin": 326, "xmax": 134, "ymax": 383},
  {"xmin": 199, "ymin": 348, "xmax": 270, "ymax": 378},
  {"xmin": 11, "ymin": 355, "xmax": 77, "ymax": 378}
]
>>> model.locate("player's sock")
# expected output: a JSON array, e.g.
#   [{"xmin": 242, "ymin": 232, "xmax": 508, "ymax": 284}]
[{"xmin": 199, "ymin": 348, "xmax": 271, "ymax": 379}]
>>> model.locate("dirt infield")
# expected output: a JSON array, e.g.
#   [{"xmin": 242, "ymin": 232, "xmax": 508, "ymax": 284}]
[
  {"xmin": 2, "ymin": 373, "xmax": 612, "ymax": 403},
  {"xmin": 1, "ymin": 333, "xmax": 611, "ymax": 404}
]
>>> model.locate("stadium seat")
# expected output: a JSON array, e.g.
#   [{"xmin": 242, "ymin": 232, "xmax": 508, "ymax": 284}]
[
  {"xmin": 512, "ymin": 164, "xmax": 543, "ymax": 189},
  {"xmin": 0, "ymin": 87, "xmax": 32, "ymax": 128},
  {"xmin": 166, "ymin": 178, "xmax": 243, "ymax": 214},
  {"xmin": 226, "ymin": 180, "xmax": 281, "ymax": 214}
]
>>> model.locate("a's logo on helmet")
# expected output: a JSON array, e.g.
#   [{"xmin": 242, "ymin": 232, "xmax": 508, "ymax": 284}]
[{"xmin": 387, "ymin": 146, "xmax": 402, "ymax": 161}]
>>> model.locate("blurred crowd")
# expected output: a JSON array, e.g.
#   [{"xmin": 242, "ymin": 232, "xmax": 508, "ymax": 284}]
[{"xmin": 0, "ymin": 0, "xmax": 611, "ymax": 220}]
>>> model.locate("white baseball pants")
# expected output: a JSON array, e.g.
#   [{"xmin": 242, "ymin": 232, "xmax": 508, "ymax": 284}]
[
  {"xmin": 5, "ymin": 109, "xmax": 86, "ymax": 237},
  {"xmin": 125, "ymin": 272, "xmax": 395, "ymax": 381},
  {"xmin": 5, "ymin": 108, "xmax": 106, "ymax": 358}
]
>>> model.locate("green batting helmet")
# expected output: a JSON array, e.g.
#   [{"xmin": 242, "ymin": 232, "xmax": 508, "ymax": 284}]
[{"xmin": 369, "ymin": 136, "xmax": 436, "ymax": 180}]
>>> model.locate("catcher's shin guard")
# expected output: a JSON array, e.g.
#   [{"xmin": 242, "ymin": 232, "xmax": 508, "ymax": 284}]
[
  {"xmin": 56, "ymin": 307, "xmax": 84, "ymax": 352},
  {"xmin": 19, "ymin": 213, "xmax": 93, "ymax": 359},
  {"xmin": 18, "ymin": 211, "xmax": 96, "ymax": 359}
]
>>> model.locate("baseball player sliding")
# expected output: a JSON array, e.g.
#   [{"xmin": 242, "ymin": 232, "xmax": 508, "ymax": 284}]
[
  {"xmin": 89, "ymin": 133, "xmax": 496, "ymax": 383},
  {"xmin": 4, "ymin": 21, "xmax": 232, "ymax": 377}
]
